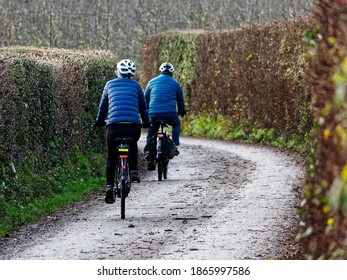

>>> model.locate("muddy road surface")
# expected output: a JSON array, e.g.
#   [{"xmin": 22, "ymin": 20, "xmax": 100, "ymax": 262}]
[{"xmin": 0, "ymin": 136, "xmax": 305, "ymax": 260}]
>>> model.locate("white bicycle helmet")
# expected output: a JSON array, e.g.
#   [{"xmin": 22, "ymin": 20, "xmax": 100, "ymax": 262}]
[
  {"xmin": 117, "ymin": 59, "xmax": 136, "ymax": 77},
  {"xmin": 159, "ymin": 62, "xmax": 174, "ymax": 74}
]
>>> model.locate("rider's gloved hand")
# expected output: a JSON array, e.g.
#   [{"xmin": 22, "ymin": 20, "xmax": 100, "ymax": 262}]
[{"xmin": 178, "ymin": 109, "xmax": 187, "ymax": 117}]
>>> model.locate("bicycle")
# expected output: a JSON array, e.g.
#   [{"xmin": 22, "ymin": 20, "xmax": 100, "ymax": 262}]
[
  {"xmin": 155, "ymin": 121, "xmax": 177, "ymax": 181},
  {"xmin": 114, "ymin": 137, "xmax": 133, "ymax": 219}
]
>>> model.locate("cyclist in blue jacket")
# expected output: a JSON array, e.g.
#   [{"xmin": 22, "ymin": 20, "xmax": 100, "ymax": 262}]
[
  {"xmin": 95, "ymin": 59, "xmax": 150, "ymax": 203},
  {"xmin": 144, "ymin": 62, "xmax": 186, "ymax": 170}
]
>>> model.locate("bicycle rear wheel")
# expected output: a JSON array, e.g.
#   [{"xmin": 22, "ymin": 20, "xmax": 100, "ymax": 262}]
[
  {"xmin": 115, "ymin": 161, "xmax": 122, "ymax": 198},
  {"xmin": 163, "ymin": 160, "xmax": 168, "ymax": 179},
  {"xmin": 121, "ymin": 179, "xmax": 126, "ymax": 219},
  {"xmin": 157, "ymin": 155, "xmax": 163, "ymax": 181},
  {"xmin": 157, "ymin": 136, "xmax": 167, "ymax": 181}
]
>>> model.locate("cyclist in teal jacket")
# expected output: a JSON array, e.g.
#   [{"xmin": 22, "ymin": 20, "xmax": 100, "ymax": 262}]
[{"xmin": 144, "ymin": 62, "xmax": 186, "ymax": 170}]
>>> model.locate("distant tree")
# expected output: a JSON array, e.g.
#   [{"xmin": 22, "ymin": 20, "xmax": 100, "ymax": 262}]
[{"xmin": 0, "ymin": 0, "xmax": 312, "ymax": 62}]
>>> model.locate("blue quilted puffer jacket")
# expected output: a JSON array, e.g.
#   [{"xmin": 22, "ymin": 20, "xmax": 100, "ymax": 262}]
[
  {"xmin": 144, "ymin": 74, "xmax": 185, "ymax": 115},
  {"xmin": 96, "ymin": 77, "xmax": 149, "ymax": 126}
]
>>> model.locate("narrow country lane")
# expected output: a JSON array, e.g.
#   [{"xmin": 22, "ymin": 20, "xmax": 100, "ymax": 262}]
[{"xmin": 0, "ymin": 136, "xmax": 305, "ymax": 260}]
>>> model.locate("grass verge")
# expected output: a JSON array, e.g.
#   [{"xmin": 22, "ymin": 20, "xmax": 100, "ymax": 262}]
[
  {"xmin": 182, "ymin": 115, "xmax": 314, "ymax": 154},
  {"xmin": 0, "ymin": 152, "xmax": 105, "ymax": 237}
]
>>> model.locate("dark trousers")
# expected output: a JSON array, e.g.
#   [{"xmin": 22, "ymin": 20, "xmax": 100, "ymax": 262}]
[
  {"xmin": 147, "ymin": 113, "xmax": 181, "ymax": 145},
  {"xmin": 106, "ymin": 123, "xmax": 141, "ymax": 185}
]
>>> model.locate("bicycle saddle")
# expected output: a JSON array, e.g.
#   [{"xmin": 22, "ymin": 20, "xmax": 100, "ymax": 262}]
[{"xmin": 115, "ymin": 137, "xmax": 134, "ymax": 144}]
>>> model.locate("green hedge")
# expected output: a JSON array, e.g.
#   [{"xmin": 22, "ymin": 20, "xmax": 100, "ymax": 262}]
[
  {"xmin": 141, "ymin": 16, "xmax": 315, "ymax": 151},
  {"xmin": 0, "ymin": 47, "xmax": 116, "ymax": 233},
  {"xmin": 142, "ymin": 30, "xmax": 202, "ymax": 108},
  {"xmin": 142, "ymin": 9, "xmax": 347, "ymax": 259},
  {"xmin": 299, "ymin": 1, "xmax": 347, "ymax": 259}
]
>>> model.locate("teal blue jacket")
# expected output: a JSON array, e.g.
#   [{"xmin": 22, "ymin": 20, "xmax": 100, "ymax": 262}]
[{"xmin": 144, "ymin": 74, "xmax": 185, "ymax": 115}]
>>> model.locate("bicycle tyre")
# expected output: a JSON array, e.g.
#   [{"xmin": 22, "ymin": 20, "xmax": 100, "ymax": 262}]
[
  {"xmin": 158, "ymin": 155, "xmax": 163, "ymax": 181},
  {"xmin": 121, "ymin": 179, "xmax": 126, "ymax": 219},
  {"xmin": 115, "ymin": 160, "xmax": 121, "ymax": 198},
  {"xmin": 163, "ymin": 160, "xmax": 168, "ymax": 180},
  {"xmin": 161, "ymin": 140, "xmax": 168, "ymax": 180}
]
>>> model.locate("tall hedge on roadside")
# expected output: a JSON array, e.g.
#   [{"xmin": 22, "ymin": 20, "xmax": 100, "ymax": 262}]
[
  {"xmin": 0, "ymin": 47, "xmax": 116, "ymax": 218},
  {"xmin": 299, "ymin": 1, "xmax": 347, "ymax": 259},
  {"xmin": 142, "ymin": 16, "xmax": 316, "ymax": 143},
  {"xmin": 142, "ymin": 8, "xmax": 347, "ymax": 259},
  {"xmin": 142, "ymin": 30, "xmax": 203, "ymax": 110}
]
